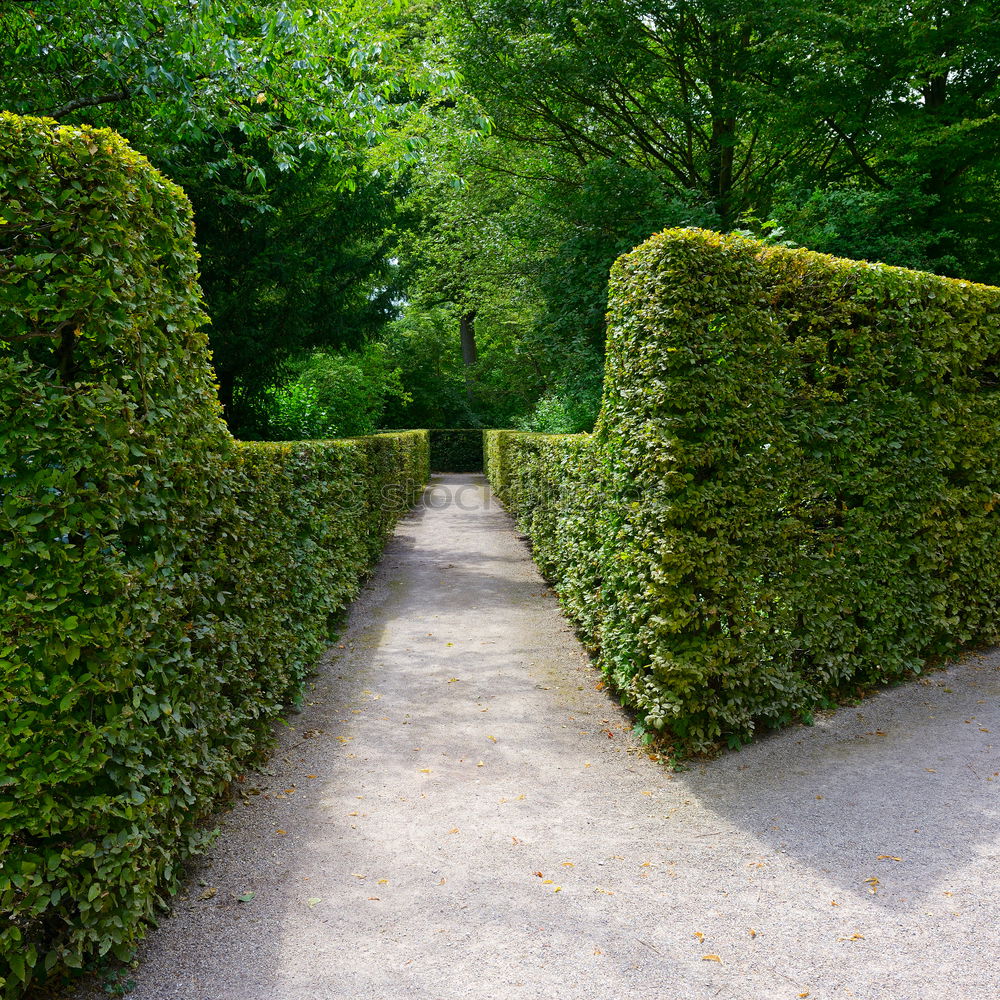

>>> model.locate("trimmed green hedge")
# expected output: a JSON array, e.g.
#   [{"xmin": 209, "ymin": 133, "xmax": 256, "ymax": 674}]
[
  {"xmin": 428, "ymin": 428, "xmax": 484, "ymax": 472},
  {"xmin": 484, "ymin": 431, "xmax": 605, "ymax": 646},
  {"xmin": 0, "ymin": 114, "xmax": 428, "ymax": 997},
  {"xmin": 487, "ymin": 227, "xmax": 1000, "ymax": 751}
]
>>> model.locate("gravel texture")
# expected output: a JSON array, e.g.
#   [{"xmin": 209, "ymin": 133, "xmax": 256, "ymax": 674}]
[{"xmin": 73, "ymin": 473, "xmax": 1000, "ymax": 1000}]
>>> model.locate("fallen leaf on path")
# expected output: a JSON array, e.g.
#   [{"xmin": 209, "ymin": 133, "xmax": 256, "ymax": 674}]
[
  {"xmin": 448, "ymin": 828, "xmax": 460, "ymax": 834},
  {"xmin": 542, "ymin": 879, "xmax": 554, "ymax": 884},
  {"xmin": 420, "ymin": 769, "xmax": 432, "ymax": 774},
  {"xmin": 306, "ymin": 775, "xmax": 318, "ymax": 779},
  {"xmin": 477, "ymin": 761, "xmax": 485, "ymax": 767},
  {"xmin": 237, "ymin": 892, "xmax": 255, "ymax": 902},
  {"xmin": 378, "ymin": 879, "xmax": 389, "ymax": 885},
  {"xmin": 198, "ymin": 888, "xmax": 217, "ymax": 900},
  {"xmin": 865, "ymin": 877, "xmax": 880, "ymax": 894},
  {"xmin": 877, "ymin": 855, "xmax": 903, "ymax": 862},
  {"xmin": 306, "ymin": 897, "xmax": 322, "ymax": 907},
  {"xmin": 693, "ymin": 932, "xmax": 705, "ymax": 942},
  {"xmin": 276, "ymin": 829, "xmax": 287, "ymax": 835},
  {"xmin": 838, "ymin": 933, "xmax": 865, "ymax": 941},
  {"xmin": 553, "ymin": 886, "xmax": 562, "ymax": 893},
  {"xmin": 702, "ymin": 954, "xmax": 721, "ymax": 962},
  {"xmin": 748, "ymin": 928, "xmax": 756, "ymax": 938},
  {"xmin": 437, "ymin": 878, "xmax": 446, "ymax": 885},
  {"xmin": 447, "ymin": 677, "xmax": 459, "ymax": 683},
  {"xmin": 487, "ymin": 735, "xmax": 497, "ymax": 742}
]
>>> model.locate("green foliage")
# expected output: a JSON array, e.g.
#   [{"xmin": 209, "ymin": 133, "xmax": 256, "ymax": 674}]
[
  {"xmin": 252, "ymin": 346, "xmax": 410, "ymax": 441},
  {"xmin": 187, "ymin": 152, "xmax": 408, "ymax": 432},
  {"xmin": 0, "ymin": 1, "xmax": 450, "ymax": 436},
  {"xmin": 485, "ymin": 430, "xmax": 606, "ymax": 649},
  {"xmin": 429, "ymin": 430, "xmax": 484, "ymax": 472},
  {"xmin": 0, "ymin": 0, "xmax": 447, "ymax": 187},
  {"xmin": 488, "ymin": 228, "xmax": 1000, "ymax": 752},
  {"xmin": 378, "ymin": 308, "xmax": 481, "ymax": 429},
  {"xmin": 768, "ymin": 0, "xmax": 1000, "ymax": 281},
  {"xmin": 378, "ymin": 305, "xmax": 539, "ymax": 431},
  {"xmin": 401, "ymin": 0, "xmax": 1000, "ymax": 416},
  {"xmin": 445, "ymin": 0, "xmax": 781, "ymax": 228},
  {"xmin": 771, "ymin": 184, "xmax": 959, "ymax": 274},
  {"xmin": 514, "ymin": 346, "xmax": 605, "ymax": 434},
  {"xmin": 0, "ymin": 115, "xmax": 428, "ymax": 997}
]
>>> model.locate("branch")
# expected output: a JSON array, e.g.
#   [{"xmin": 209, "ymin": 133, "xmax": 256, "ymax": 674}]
[
  {"xmin": 823, "ymin": 117, "xmax": 889, "ymax": 189},
  {"xmin": 50, "ymin": 90, "xmax": 131, "ymax": 118},
  {"xmin": 466, "ymin": 159, "xmax": 584, "ymax": 187},
  {"xmin": 1, "ymin": 331, "xmax": 63, "ymax": 342},
  {"xmin": 0, "ymin": 321, "xmax": 75, "ymax": 343}
]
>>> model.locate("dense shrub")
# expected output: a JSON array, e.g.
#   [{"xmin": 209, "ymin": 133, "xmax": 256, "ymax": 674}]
[
  {"xmin": 429, "ymin": 428, "xmax": 484, "ymax": 472},
  {"xmin": 484, "ymin": 431, "xmax": 605, "ymax": 645},
  {"xmin": 0, "ymin": 114, "xmax": 427, "ymax": 997},
  {"xmin": 488, "ymin": 227, "xmax": 1000, "ymax": 751},
  {"xmin": 252, "ymin": 345, "xmax": 410, "ymax": 442}
]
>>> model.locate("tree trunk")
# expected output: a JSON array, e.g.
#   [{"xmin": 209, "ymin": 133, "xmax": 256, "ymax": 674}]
[
  {"xmin": 460, "ymin": 309, "xmax": 477, "ymax": 402},
  {"xmin": 216, "ymin": 368, "xmax": 236, "ymax": 426},
  {"xmin": 709, "ymin": 115, "xmax": 737, "ymax": 227}
]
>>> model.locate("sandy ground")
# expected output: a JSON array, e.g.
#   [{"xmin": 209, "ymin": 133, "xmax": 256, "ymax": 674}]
[{"xmin": 72, "ymin": 473, "xmax": 1000, "ymax": 1000}]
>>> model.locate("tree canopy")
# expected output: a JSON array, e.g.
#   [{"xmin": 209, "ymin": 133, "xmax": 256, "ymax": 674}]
[{"xmin": 3, "ymin": 0, "xmax": 999, "ymax": 433}]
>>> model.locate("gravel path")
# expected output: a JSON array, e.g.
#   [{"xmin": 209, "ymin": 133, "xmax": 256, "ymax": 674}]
[{"xmin": 76, "ymin": 473, "xmax": 1000, "ymax": 1000}]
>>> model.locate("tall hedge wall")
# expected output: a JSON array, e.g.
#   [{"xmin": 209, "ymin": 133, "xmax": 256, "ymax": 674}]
[
  {"xmin": 0, "ymin": 114, "xmax": 428, "ymax": 997},
  {"xmin": 484, "ymin": 431, "xmax": 605, "ymax": 646},
  {"xmin": 487, "ymin": 227, "xmax": 1000, "ymax": 751}
]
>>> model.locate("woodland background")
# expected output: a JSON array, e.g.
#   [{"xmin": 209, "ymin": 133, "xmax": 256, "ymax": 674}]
[{"xmin": 4, "ymin": 0, "xmax": 998, "ymax": 437}]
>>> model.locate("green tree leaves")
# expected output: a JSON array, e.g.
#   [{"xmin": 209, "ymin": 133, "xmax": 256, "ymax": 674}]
[{"xmin": 0, "ymin": 0, "xmax": 420, "ymax": 185}]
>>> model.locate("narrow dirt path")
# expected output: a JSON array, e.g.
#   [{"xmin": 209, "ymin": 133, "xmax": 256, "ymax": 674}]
[{"xmin": 78, "ymin": 474, "xmax": 1000, "ymax": 1000}]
